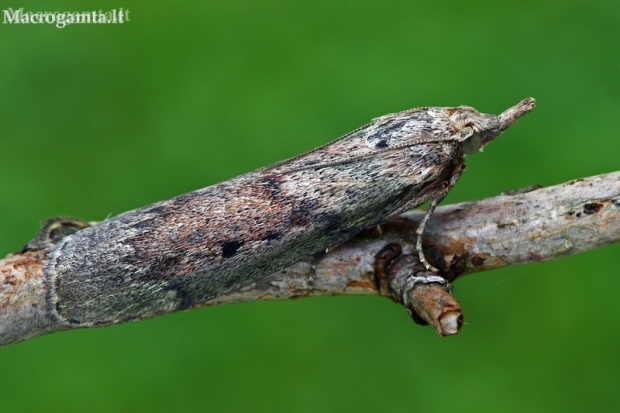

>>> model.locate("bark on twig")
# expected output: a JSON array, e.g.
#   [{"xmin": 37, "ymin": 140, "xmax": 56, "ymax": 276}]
[
  {"xmin": 1, "ymin": 171, "xmax": 619, "ymax": 346},
  {"xmin": 410, "ymin": 284, "xmax": 462, "ymax": 336}
]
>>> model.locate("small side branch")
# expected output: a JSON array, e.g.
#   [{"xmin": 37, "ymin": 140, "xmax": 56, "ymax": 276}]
[{"xmin": 1, "ymin": 172, "xmax": 619, "ymax": 345}]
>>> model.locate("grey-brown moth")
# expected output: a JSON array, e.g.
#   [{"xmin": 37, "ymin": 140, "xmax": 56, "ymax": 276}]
[{"xmin": 39, "ymin": 98, "xmax": 535, "ymax": 327}]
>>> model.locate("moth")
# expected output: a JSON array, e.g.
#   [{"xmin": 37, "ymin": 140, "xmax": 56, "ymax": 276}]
[{"xmin": 40, "ymin": 98, "xmax": 535, "ymax": 327}]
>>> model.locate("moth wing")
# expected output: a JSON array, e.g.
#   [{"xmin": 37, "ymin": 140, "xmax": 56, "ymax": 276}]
[{"xmin": 260, "ymin": 113, "xmax": 447, "ymax": 175}]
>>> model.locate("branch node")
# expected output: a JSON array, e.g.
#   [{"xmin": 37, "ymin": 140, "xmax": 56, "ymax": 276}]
[{"xmin": 374, "ymin": 245, "xmax": 464, "ymax": 336}]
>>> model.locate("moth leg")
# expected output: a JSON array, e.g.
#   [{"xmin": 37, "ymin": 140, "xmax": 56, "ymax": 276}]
[{"xmin": 416, "ymin": 195, "xmax": 445, "ymax": 273}]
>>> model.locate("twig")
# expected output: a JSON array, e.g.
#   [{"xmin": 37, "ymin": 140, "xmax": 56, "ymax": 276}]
[{"xmin": 1, "ymin": 171, "xmax": 619, "ymax": 346}]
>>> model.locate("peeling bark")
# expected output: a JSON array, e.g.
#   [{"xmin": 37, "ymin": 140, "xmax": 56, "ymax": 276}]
[{"xmin": 1, "ymin": 171, "xmax": 619, "ymax": 346}]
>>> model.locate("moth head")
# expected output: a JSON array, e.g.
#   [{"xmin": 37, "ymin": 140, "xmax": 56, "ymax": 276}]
[{"xmin": 449, "ymin": 98, "xmax": 536, "ymax": 154}]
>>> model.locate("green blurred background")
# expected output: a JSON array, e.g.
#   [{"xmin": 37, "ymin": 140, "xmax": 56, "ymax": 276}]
[{"xmin": 1, "ymin": 1, "xmax": 619, "ymax": 412}]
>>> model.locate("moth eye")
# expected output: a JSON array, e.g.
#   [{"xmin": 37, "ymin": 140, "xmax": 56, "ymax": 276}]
[{"xmin": 462, "ymin": 132, "xmax": 482, "ymax": 155}]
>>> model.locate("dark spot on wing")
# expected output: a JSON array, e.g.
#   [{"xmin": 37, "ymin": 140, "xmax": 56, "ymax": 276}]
[
  {"xmin": 375, "ymin": 139, "xmax": 388, "ymax": 149},
  {"xmin": 221, "ymin": 240, "xmax": 243, "ymax": 258}
]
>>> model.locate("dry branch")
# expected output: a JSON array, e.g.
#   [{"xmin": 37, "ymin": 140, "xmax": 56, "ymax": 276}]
[{"xmin": 1, "ymin": 171, "xmax": 619, "ymax": 346}]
